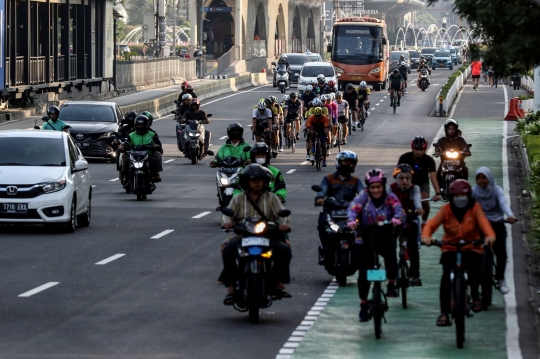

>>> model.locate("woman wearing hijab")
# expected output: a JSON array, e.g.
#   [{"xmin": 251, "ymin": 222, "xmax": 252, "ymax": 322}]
[
  {"xmin": 472, "ymin": 167, "xmax": 517, "ymax": 295},
  {"xmin": 422, "ymin": 179, "xmax": 495, "ymax": 326}
]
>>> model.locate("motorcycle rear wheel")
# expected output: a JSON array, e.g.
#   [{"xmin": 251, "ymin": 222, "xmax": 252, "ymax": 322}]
[{"xmin": 247, "ymin": 274, "xmax": 262, "ymax": 324}]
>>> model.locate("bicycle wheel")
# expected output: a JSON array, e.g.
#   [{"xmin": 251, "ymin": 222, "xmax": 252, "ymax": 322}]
[
  {"xmin": 453, "ymin": 276, "xmax": 466, "ymax": 349},
  {"xmin": 315, "ymin": 140, "xmax": 321, "ymax": 171},
  {"xmin": 481, "ymin": 247, "xmax": 494, "ymax": 310},
  {"xmin": 291, "ymin": 126, "xmax": 296, "ymax": 153},
  {"xmin": 337, "ymin": 124, "xmax": 342, "ymax": 153},
  {"xmin": 348, "ymin": 111, "xmax": 353, "ymax": 135},
  {"xmin": 399, "ymin": 258, "xmax": 409, "ymax": 309},
  {"xmin": 393, "ymin": 95, "xmax": 397, "ymax": 114},
  {"xmin": 372, "ymin": 285, "xmax": 383, "ymax": 339},
  {"xmin": 359, "ymin": 109, "xmax": 365, "ymax": 131}
]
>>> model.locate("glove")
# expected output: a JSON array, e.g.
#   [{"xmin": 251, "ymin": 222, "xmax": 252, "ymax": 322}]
[{"xmin": 391, "ymin": 218, "xmax": 402, "ymax": 226}]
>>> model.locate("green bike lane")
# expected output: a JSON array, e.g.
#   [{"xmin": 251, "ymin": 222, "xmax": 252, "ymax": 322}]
[{"xmin": 279, "ymin": 83, "xmax": 515, "ymax": 359}]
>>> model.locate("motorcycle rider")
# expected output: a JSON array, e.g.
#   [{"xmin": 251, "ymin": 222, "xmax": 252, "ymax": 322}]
[
  {"xmin": 177, "ymin": 82, "xmax": 197, "ymax": 103},
  {"xmin": 121, "ymin": 115, "xmax": 163, "ymax": 182},
  {"xmin": 305, "ymin": 106, "xmax": 330, "ymax": 166},
  {"xmin": 179, "ymin": 99, "xmax": 210, "ymax": 154},
  {"xmin": 301, "ymin": 85, "xmax": 317, "ymax": 119},
  {"xmin": 434, "ymin": 119, "xmax": 471, "ymax": 185},
  {"xmin": 315, "ymin": 151, "xmax": 364, "ymax": 270},
  {"xmin": 398, "ymin": 61, "xmax": 408, "ymax": 94},
  {"xmin": 315, "ymin": 74, "xmax": 327, "ymax": 95},
  {"xmin": 36, "ymin": 106, "xmax": 68, "ymax": 131},
  {"xmin": 325, "ymin": 80, "xmax": 338, "ymax": 95},
  {"xmin": 389, "ymin": 164, "xmax": 424, "ymax": 286},
  {"xmin": 114, "ymin": 111, "xmax": 137, "ymax": 182},
  {"xmin": 283, "ymin": 92, "xmax": 303, "ymax": 141},
  {"xmin": 176, "ymin": 93, "xmax": 193, "ymax": 118},
  {"xmin": 220, "ymin": 164, "xmax": 292, "ymax": 304}
]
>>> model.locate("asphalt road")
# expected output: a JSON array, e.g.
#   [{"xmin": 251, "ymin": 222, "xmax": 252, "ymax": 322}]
[{"xmin": 0, "ymin": 69, "xmax": 488, "ymax": 359}]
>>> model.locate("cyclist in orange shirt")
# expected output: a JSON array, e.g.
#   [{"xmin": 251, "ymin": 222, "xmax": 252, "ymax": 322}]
[
  {"xmin": 470, "ymin": 58, "xmax": 483, "ymax": 91},
  {"xmin": 306, "ymin": 107, "xmax": 330, "ymax": 167}
]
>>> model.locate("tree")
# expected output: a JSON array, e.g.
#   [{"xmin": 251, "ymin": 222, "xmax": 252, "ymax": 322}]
[
  {"xmin": 416, "ymin": 11, "xmax": 439, "ymax": 27},
  {"xmin": 126, "ymin": 0, "xmax": 154, "ymax": 25},
  {"xmin": 427, "ymin": 0, "xmax": 540, "ymax": 75},
  {"xmin": 116, "ymin": 19, "xmax": 126, "ymax": 42}
]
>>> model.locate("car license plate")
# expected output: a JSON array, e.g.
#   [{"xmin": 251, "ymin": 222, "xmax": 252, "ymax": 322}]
[
  {"xmin": 331, "ymin": 209, "xmax": 348, "ymax": 217},
  {"xmin": 0, "ymin": 203, "xmax": 28, "ymax": 214},
  {"xmin": 225, "ymin": 187, "xmax": 234, "ymax": 196},
  {"xmin": 76, "ymin": 142, "xmax": 90, "ymax": 148},
  {"xmin": 220, "ymin": 167, "xmax": 238, "ymax": 173},
  {"xmin": 444, "ymin": 160, "xmax": 460, "ymax": 166},
  {"xmin": 242, "ymin": 237, "xmax": 270, "ymax": 247},
  {"xmin": 367, "ymin": 269, "xmax": 387, "ymax": 282}
]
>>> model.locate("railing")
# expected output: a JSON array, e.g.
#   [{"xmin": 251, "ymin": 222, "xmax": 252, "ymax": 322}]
[
  {"xmin": 49, "ymin": 56, "xmax": 54, "ymax": 83},
  {"xmin": 275, "ymin": 39, "xmax": 284, "ymax": 56},
  {"xmin": 69, "ymin": 54, "xmax": 77, "ymax": 80},
  {"xmin": 217, "ymin": 45, "xmax": 240, "ymax": 75},
  {"xmin": 85, "ymin": 54, "xmax": 90, "ymax": 78},
  {"xmin": 30, "ymin": 56, "xmax": 46, "ymax": 85},
  {"xmin": 15, "ymin": 56, "xmax": 24, "ymax": 85},
  {"xmin": 306, "ymin": 38, "xmax": 316, "ymax": 52},
  {"xmin": 58, "ymin": 55, "xmax": 65, "ymax": 81},
  {"xmin": 5, "ymin": 58, "xmax": 9, "ymax": 87},
  {"xmin": 291, "ymin": 38, "xmax": 301, "ymax": 53}
]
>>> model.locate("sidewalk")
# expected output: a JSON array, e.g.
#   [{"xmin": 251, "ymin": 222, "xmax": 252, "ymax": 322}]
[{"xmin": 282, "ymin": 82, "xmax": 519, "ymax": 359}]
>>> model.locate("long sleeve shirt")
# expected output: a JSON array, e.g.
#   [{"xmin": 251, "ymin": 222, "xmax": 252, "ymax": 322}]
[
  {"xmin": 223, "ymin": 191, "xmax": 291, "ymax": 227},
  {"xmin": 472, "ymin": 185, "xmax": 514, "ymax": 222}
]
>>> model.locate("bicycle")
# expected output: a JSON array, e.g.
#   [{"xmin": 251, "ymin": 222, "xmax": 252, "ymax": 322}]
[
  {"xmin": 306, "ymin": 129, "xmax": 323, "ymax": 171},
  {"xmin": 397, "ymin": 213, "xmax": 421, "ymax": 309},
  {"xmin": 358, "ymin": 106, "xmax": 366, "ymax": 131},
  {"xmin": 334, "ymin": 121, "xmax": 343, "ymax": 153},
  {"xmin": 390, "ymin": 90, "xmax": 398, "ymax": 114},
  {"xmin": 348, "ymin": 109, "xmax": 354, "ymax": 133},
  {"xmin": 284, "ymin": 118, "xmax": 297, "ymax": 153}
]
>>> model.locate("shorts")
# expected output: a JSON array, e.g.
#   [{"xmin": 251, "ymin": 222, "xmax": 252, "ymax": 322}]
[
  {"xmin": 417, "ymin": 182, "xmax": 430, "ymax": 194},
  {"xmin": 472, "ymin": 74, "xmax": 480, "ymax": 79},
  {"xmin": 338, "ymin": 115, "xmax": 348, "ymax": 124},
  {"xmin": 286, "ymin": 114, "xmax": 299, "ymax": 122},
  {"xmin": 390, "ymin": 84, "xmax": 401, "ymax": 91},
  {"xmin": 488, "ymin": 72, "xmax": 493, "ymax": 77},
  {"xmin": 308, "ymin": 128, "xmax": 327, "ymax": 144},
  {"xmin": 255, "ymin": 122, "xmax": 268, "ymax": 134}
]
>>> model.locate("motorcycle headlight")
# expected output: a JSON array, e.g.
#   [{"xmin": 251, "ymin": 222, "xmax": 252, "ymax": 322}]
[
  {"xmin": 445, "ymin": 151, "xmax": 458, "ymax": 158},
  {"xmin": 189, "ymin": 133, "xmax": 200, "ymax": 137},
  {"xmin": 330, "ymin": 223, "xmax": 340, "ymax": 233},
  {"xmin": 369, "ymin": 67, "xmax": 382, "ymax": 74},
  {"xmin": 41, "ymin": 177, "xmax": 66, "ymax": 194},
  {"xmin": 220, "ymin": 177, "xmax": 229, "ymax": 186},
  {"xmin": 254, "ymin": 222, "xmax": 266, "ymax": 234},
  {"xmin": 134, "ymin": 162, "xmax": 144, "ymax": 168}
]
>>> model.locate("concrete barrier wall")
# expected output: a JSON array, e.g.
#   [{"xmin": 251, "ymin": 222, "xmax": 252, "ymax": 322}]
[
  {"xmin": 434, "ymin": 66, "xmax": 471, "ymax": 116},
  {"xmin": 116, "ymin": 58, "xmax": 197, "ymax": 90}
]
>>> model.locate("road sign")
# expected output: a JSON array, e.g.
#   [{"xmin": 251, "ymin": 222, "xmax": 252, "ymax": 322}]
[{"xmin": 202, "ymin": 7, "xmax": 233, "ymax": 12}]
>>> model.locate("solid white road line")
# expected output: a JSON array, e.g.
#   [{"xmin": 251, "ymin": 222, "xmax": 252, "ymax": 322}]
[
  {"xmin": 192, "ymin": 211, "xmax": 211, "ymax": 219},
  {"xmin": 91, "ymin": 185, "xmax": 97, "ymax": 188},
  {"xmin": 201, "ymin": 86, "xmax": 267, "ymax": 106},
  {"xmin": 286, "ymin": 169, "xmax": 296, "ymax": 174},
  {"xmin": 164, "ymin": 159, "xmax": 175, "ymax": 163},
  {"xmin": 109, "ymin": 178, "xmax": 120, "ymax": 182},
  {"xmin": 95, "ymin": 254, "xmax": 126, "ymax": 265},
  {"xmin": 18, "ymin": 282, "xmax": 60, "ymax": 297},
  {"xmin": 150, "ymin": 229, "xmax": 175, "ymax": 239},
  {"xmin": 219, "ymin": 135, "xmax": 228, "ymax": 140}
]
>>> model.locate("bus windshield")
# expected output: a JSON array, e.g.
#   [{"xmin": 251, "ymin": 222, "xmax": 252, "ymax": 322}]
[{"xmin": 332, "ymin": 26, "xmax": 383, "ymax": 65}]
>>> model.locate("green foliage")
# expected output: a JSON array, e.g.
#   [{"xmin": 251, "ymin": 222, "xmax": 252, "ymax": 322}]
[
  {"xmin": 518, "ymin": 94, "xmax": 534, "ymax": 101},
  {"xmin": 180, "ymin": 21, "xmax": 190, "ymax": 28},
  {"xmin": 515, "ymin": 112, "xmax": 540, "ymax": 136},
  {"xmin": 116, "ymin": 19, "xmax": 126, "ymax": 41},
  {"xmin": 438, "ymin": 64, "xmax": 470, "ymax": 99},
  {"xmin": 416, "ymin": 11, "xmax": 439, "ymax": 27},
  {"xmin": 426, "ymin": 0, "xmax": 540, "ymax": 77},
  {"xmin": 126, "ymin": 0, "xmax": 153, "ymax": 25}
]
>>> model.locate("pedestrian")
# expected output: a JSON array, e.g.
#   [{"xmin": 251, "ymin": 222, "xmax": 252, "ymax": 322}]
[
  {"xmin": 512, "ymin": 70, "xmax": 521, "ymax": 90},
  {"xmin": 470, "ymin": 58, "xmax": 482, "ymax": 91}
]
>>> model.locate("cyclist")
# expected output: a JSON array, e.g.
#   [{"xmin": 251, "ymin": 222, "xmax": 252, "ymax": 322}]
[
  {"xmin": 301, "ymin": 85, "xmax": 317, "ymax": 119},
  {"xmin": 422, "ymin": 179, "xmax": 496, "ymax": 326},
  {"xmin": 347, "ymin": 169, "xmax": 406, "ymax": 321},
  {"xmin": 266, "ymin": 96, "xmax": 283, "ymax": 157},
  {"xmin": 283, "ymin": 92, "xmax": 303, "ymax": 141},
  {"xmin": 334, "ymin": 92, "xmax": 350, "ymax": 145},
  {"xmin": 315, "ymin": 74, "xmax": 327, "ymax": 95},
  {"xmin": 472, "ymin": 167, "xmax": 517, "ymax": 294},
  {"xmin": 305, "ymin": 106, "xmax": 330, "ymax": 166},
  {"xmin": 343, "ymin": 84, "xmax": 359, "ymax": 130},
  {"xmin": 398, "ymin": 61, "xmax": 408, "ymax": 94},
  {"xmin": 357, "ymin": 81, "xmax": 371, "ymax": 121},
  {"xmin": 398, "ymin": 136, "xmax": 442, "ymax": 224},
  {"xmin": 389, "ymin": 164, "xmax": 423, "ymax": 286},
  {"xmin": 325, "ymin": 80, "xmax": 338, "ymax": 95},
  {"xmin": 252, "ymin": 101, "xmax": 273, "ymax": 144},
  {"xmin": 388, "ymin": 69, "xmax": 403, "ymax": 107}
]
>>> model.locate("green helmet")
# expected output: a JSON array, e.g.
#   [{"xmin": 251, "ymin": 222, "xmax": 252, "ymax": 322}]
[{"xmin": 141, "ymin": 111, "xmax": 154, "ymax": 126}]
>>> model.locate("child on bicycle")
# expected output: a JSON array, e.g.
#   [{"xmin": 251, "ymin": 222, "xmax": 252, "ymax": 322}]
[
  {"xmin": 389, "ymin": 164, "xmax": 424, "ymax": 286},
  {"xmin": 422, "ymin": 179, "xmax": 495, "ymax": 327},
  {"xmin": 347, "ymin": 169, "xmax": 406, "ymax": 322},
  {"xmin": 472, "ymin": 167, "xmax": 516, "ymax": 294}
]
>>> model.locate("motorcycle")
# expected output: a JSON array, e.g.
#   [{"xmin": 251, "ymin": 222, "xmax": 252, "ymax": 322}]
[
  {"xmin": 211, "ymin": 152, "xmax": 249, "ymax": 210},
  {"xmin": 312, "ymin": 185, "xmax": 357, "ymax": 286},
  {"xmin": 434, "ymin": 144, "xmax": 472, "ymax": 201},
  {"xmin": 274, "ymin": 64, "xmax": 291, "ymax": 93},
  {"xmin": 221, "ymin": 203, "xmax": 291, "ymax": 324},
  {"xmin": 418, "ymin": 68, "xmax": 430, "ymax": 91},
  {"xmin": 180, "ymin": 114, "xmax": 212, "ymax": 165},
  {"xmin": 124, "ymin": 143, "xmax": 157, "ymax": 201}
]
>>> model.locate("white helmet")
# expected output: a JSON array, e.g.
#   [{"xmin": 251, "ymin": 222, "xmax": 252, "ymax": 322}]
[
  {"xmin": 305, "ymin": 85, "xmax": 313, "ymax": 92},
  {"xmin": 401, "ymin": 61, "xmax": 406, "ymax": 66},
  {"xmin": 320, "ymin": 94, "xmax": 328, "ymax": 102},
  {"xmin": 257, "ymin": 101, "xmax": 267, "ymax": 110},
  {"xmin": 329, "ymin": 93, "xmax": 336, "ymax": 100},
  {"xmin": 282, "ymin": 95, "xmax": 289, "ymax": 101},
  {"xmin": 360, "ymin": 81, "xmax": 367, "ymax": 88},
  {"xmin": 316, "ymin": 74, "xmax": 326, "ymax": 84},
  {"xmin": 312, "ymin": 98, "xmax": 323, "ymax": 107}
]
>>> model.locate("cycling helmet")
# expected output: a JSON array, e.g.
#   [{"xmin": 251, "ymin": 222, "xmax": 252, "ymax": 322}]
[
  {"xmin": 250, "ymin": 142, "xmax": 271, "ymax": 166},
  {"xmin": 365, "ymin": 168, "xmax": 387, "ymax": 186},
  {"xmin": 310, "ymin": 79, "xmax": 318, "ymax": 86},
  {"xmin": 316, "ymin": 74, "xmax": 326, "ymax": 84},
  {"xmin": 239, "ymin": 164, "xmax": 273, "ymax": 192},
  {"xmin": 393, "ymin": 69, "xmax": 399, "ymax": 74},
  {"xmin": 257, "ymin": 101, "xmax": 267, "ymax": 110},
  {"xmin": 140, "ymin": 111, "xmax": 154, "ymax": 126},
  {"xmin": 448, "ymin": 179, "xmax": 472, "ymax": 196},
  {"xmin": 182, "ymin": 93, "xmax": 193, "ymax": 101},
  {"xmin": 190, "ymin": 99, "xmax": 201, "ymax": 109},
  {"xmin": 227, "ymin": 122, "xmax": 244, "ymax": 139},
  {"xmin": 335, "ymin": 91, "xmax": 343, "ymax": 98},
  {"xmin": 265, "ymin": 96, "xmax": 274, "ymax": 106},
  {"xmin": 134, "ymin": 115, "xmax": 149, "ymax": 135},
  {"xmin": 393, "ymin": 163, "xmax": 414, "ymax": 179},
  {"xmin": 346, "ymin": 83, "xmax": 355, "ymax": 90},
  {"xmin": 401, "ymin": 61, "xmax": 406, "ymax": 66},
  {"xmin": 329, "ymin": 93, "xmax": 336, "ymax": 100},
  {"xmin": 313, "ymin": 107, "xmax": 323, "ymax": 116},
  {"xmin": 305, "ymin": 85, "xmax": 313, "ymax": 92},
  {"xmin": 47, "ymin": 106, "xmax": 60, "ymax": 121},
  {"xmin": 282, "ymin": 95, "xmax": 289, "ymax": 102},
  {"xmin": 411, "ymin": 136, "xmax": 428, "ymax": 150},
  {"xmin": 181, "ymin": 81, "xmax": 188, "ymax": 90},
  {"xmin": 320, "ymin": 94, "xmax": 329, "ymax": 102},
  {"xmin": 335, "ymin": 150, "xmax": 358, "ymax": 172},
  {"xmin": 270, "ymin": 96, "xmax": 278, "ymax": 103},
  {"xmin": 328, "ymin": 80, "xmax": 336, "ymax": 88},
  {"xmin": 289, "ymin": 92, "xmax": 298, "ymax": 99},
  {"xmin": 420, "ymin": 55, "xmax": 425, "ymax": 60},
  {"xmin": 312, "ymin": 98, "xmax": 323, "ymax": 107},
  {"xmin": 360, "ymin": 81, "xmax": 367, "ymax": 88}
]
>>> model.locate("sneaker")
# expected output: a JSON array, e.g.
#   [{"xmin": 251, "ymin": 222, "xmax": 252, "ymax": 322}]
[
  {"xmin": 333, "ymin": 140, "xmax": 338, "ymax": 148},
  {"xmin": 498, "ymin": 279, "xmax": 509, "ymax": 294},
  {"xmin": 306, "ymin": 154, "xmax": 310, "ymax": 161},
  {"xmin": 397, "ymin": 101, "xmax": 401, "ymax": 107},
  {"xmin": 359, "ymin": 302, "xmax": 370, "ymax": 322},
  {"xmin": 410, "ymin": 277, "xmax": 423, "ymax": 286},
  {"xmin": 343, "ymin": 139, "xmax": 347, "ymax": 145},
  {"xmin": 365, "ymin": 112, "xmax": 369, "ymax": 118},
  {"xmin": 296, "ymin": 134, "xmax": 300, "ymax": 140},
  {"xmin": 327, "ymin": 150, "xmax": 331, "ymax": 156},
  {"xmin": 352, "ymin": 125, "xmax": 356, "ymax": 131},
  {"xmin": 279, "ymin": 146, "xmax": 283, "ymax": 152},
  {"xmin": 323, "ymin": 160, "xmax": 327, "ymax": 167},
  {"xmin": 309, "ymin": 155, "xmax": 315, "ymax": 162},
  {"xmin": 386, "ymin": 282, "xmax": 398, "ymax": 298},
  {"xmin": 390, "ymin": 102, "xmax": 394, "ymax": 107},
  {"xmin": 153, "ymin": 174, "xmax": 162, "ymax": 183}
]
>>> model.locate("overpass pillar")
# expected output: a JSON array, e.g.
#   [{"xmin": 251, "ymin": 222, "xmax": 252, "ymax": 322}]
[
  {"xmin": 235, "ymin": 0, "xmax": 242, "ymax": 59},
  {"xmin": 189, "ymin": 0, "xmax": 198, "ymax": 49}
]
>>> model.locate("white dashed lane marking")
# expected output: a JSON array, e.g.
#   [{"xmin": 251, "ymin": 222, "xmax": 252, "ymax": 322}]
[
  {"xmin": 192, "ymin": 211, "xmax": 211, "ymax": 219},
  {"xmin": 95, "ymin": 254, "xmax": 126, "ymax": 265},
  {"xmin": 150, "ymin": 230, "xmax": 175, "ymax": 239},
  {"xmin": 300, "ymin": 161, "xmax": 310, "ymax": 165},
  {"xmin": 18, "ymin": 282, "xmax": 60, "ymax": 298},
  {"xmin": 286, "ymin": 169, "xmax": 296, "ymax": 174},
  {"xmin": 109, "ymin": 178, "xmax": 120, "ymax": 182},
  {"xmin": 164, "ymin": 159, "xmax": 175, "ymax": 163},
  {"xmin": 219, "ymin": 136, "xmax": 228, "ymax": 140}
]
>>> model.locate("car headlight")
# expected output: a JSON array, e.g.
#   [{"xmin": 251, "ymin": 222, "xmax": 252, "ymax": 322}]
[
  {"xmin": 334, "ymin": 66, "xmax": 344, "ymax": 73},
  {"xmin": 41, "ymin": 177, "xmax": 66, "ymax": 194},
  {"xmin": 369, "ymin": 67, "xmax": 382, "ymax": 74},
  {"xmin": 134, "ymin": 162, "xmax": 144, "ymax": 168}
]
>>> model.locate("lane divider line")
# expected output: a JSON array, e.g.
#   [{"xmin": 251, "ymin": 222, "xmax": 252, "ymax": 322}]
[
  {"xmin": 286, "ymin": 169, "xmax": 296, "ymax": 174},
  {"xmin": 376, "ymin": 103, "xmax": 380, "ymax": 106},
  {"xmin": 164, "ymin": 159, "xmax": 175, "ymax": 163},
  {"xmin": 371, "ymin": 108, "xmax": 375, "ymax": 110},
  {"xmin": 219, "ymin": 136, "xmax": 228, "ymax": 140},
  {"xmin": 276, "ymin": 281, "xmax": 339, "ymax": 359},
  {"xmin": 151, "ymin": 229, "xmax": 175, "ymax": 239},
  {"xmin": 192, "ymin": 211, "xmax": 211, "ymax": 219},
  {"xmin": 91, "ymin": 185, "xmax": 97, "ymax": 188},
  {"xmin": 18, "ymin": 282, "xmax": 60, "ymax": 298},
  {"xmin": 300, "ymin": 161, "xmax": 310, "ymax": 165},
  {"xmin": 95, "ymin": 254, "xmax": 126, "ymax": 265},
  {"xmin": 109, "ymin": 178, "xmax": 120, "ymax": 182}
]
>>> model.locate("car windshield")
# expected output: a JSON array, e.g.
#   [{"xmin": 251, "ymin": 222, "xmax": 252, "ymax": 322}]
[
  {"xmin": 301, "ymin": 66, "xmax": 335, "ymax": 77},
  {"xmin": 0, "ymin": 137, "xmax": 66, "ymax": 166},
  {"xmin": 284, "ymin": 54, "xmax": 309, "ymax": 65},
  {"xmin": 408, "ymin": 51, "xmax": 420, "ymax": 58},
  {"xmin": 390, "ymin": 53, "xmax": 408, "ymax": 61},
  {"xmin": 60, "ymin": 104, "xmax": 116, "ymax": 122},
  {"xmin": 434, "ymin": 51, "xmax": 451, "ymax": 57},
  {"xmin": 421, "ymin": 48, "xmax": 437, "ymax": 55}
]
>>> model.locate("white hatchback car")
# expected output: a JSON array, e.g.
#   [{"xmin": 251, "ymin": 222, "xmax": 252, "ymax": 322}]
[
  {"xmin": 297, "ymin": 61, "xmax": 340, "ymax": 93},
  {"xmin": 0, "ymin": 130, "xmax": 92, "ymax": 232}
]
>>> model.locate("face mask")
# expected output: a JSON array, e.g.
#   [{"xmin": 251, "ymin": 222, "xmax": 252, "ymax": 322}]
[
  {"xmin": 339, "ymin": 165, "xmax": 354, "ymax": 175},
  {"xmin": 229, "ymin": 133, "xmax": 241, "ymax": 140},
  {"xmin": 255, "ymin": 158, "xmax": 266, "ymax": 165},
  {"xmin": 452, "ymin": 196, "xmax": 469, "ymax": 208}
]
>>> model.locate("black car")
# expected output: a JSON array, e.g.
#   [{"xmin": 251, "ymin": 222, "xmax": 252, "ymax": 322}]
[
  {"xmin": 273, "ymin": 53, "xmax": 310, "ymax": 86},
  {"xmin": 408, "ymin": 50, "xmax": 420, "ymax": 69},
  {"xmin": 59, "ymin": 101, "xmax": 123, "ymax": 161},
  {"xmin": 420, "ymin": 47, "xmax": 437, "ymax": 61}
]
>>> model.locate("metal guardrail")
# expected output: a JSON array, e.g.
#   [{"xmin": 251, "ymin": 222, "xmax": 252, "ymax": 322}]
[
  {"xmin": 69, "ymin": 54, "xmax": 77, "ymax": 80},
  {"xmin": 30, "ymin": 56, "xmax": 46, "ymax": 85},
  {"xmin": 217, "ymin": 45, "xmax": 240, "ymax": 75},
  {"xmin": 15, "ymin": 56, "xmax": 24, "ymax": 86},
  {"xmin": 58, "ymin": 55, "xmax": 65, "ymax": 81}
]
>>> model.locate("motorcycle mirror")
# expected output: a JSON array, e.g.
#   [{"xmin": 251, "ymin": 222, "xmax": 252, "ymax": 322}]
[
  {"xmin": 63, "ymin": 125, "xmax": 71, "ymax": 130},
  {"xmin": 271, "ymin": 61, "xmax": 276, "ymax": 66},
  {"xmin": 221, "ymin": 207, "xmax": 234, "ymax": 216},
  {"xmin": 277, "ymin": 209, "xmax": 291, "ymax": 217},
  {"xmin": 311, "ymin": 185, "xmax": 323, "ymax": 192},
  {"xmin": 243, "ymin": 146, "xmax": 252, "ymax": 152},
  {"xmin": 466, "ymin": 144, "xmax": 472, "ymax": 148},
  {"xmin": 170, "ymin": 111, "xmax": 176, "ymax": 115},
  {"xmin": 206, "ymin": 150, "xmax": 214, "ymax": 156},
  {"xmin": 42, "ymin": 116, "xmax": 49, "ymax": 122},
  {"xmin": 207, "ymin": 114, "xmax": 213, "ymax": 117}
]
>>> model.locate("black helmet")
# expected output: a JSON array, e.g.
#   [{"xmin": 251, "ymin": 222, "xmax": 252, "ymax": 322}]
[
  {"xmin": 393, "ymin": 68, "xmax": 399, "ymax": 74},
  {"xmin": 393, "ymin": 163, "xmax": 414, "ymax": 179},
  {"xmin": 289, "ymin": 92, "xmax": 298, "ymax": 99},
  {"xmin": 140, "ymin": 111, "xmax": 154, "ymax": 127},
  {"xmin": 227, "ymin": 122, "xmax": 244, "ymax": 140},
  {"xmin": 134, "ymin": 115, "xmax": 149, "ymax": 135},
  {"xmin": 239, "ymin": 164, "xmax": 273, "ymax": 192},
  {"xmin": 124, "ymin": 111, "xmax": 137, "ymax": 127},
  {"xmin": 444, "ymin": 118, "xmax": 459, "ymax": 136},
  {"xmin": 265, "ymin": 96, "xmax": 274, "ymax": 106},
  {"xmin": 47, "ymin": 106, "xmax": 60, "ymax": 121},
  {"xmin": 346, "ymin": 83, "xmax": 355, "ymax": 90},
  {"xmin": 250, "ymin": 142, "xmax": 271, "ymax": 166},
  {"xmin": 411, "ymin": 135, "xmax": 428, "ymax": 150}
]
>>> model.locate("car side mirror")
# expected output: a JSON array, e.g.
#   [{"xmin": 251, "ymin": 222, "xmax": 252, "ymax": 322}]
[
  {"xmin": 207, "ymin": 114, "xmax": 213, "ymax": 117},
  {"xmin": 63, "ymin": 125, "xmax": 71, "ymax": 130},
  {"xmin": 171, "ymin": 111, "xmax": 176, "ymax": 115},
  {"xmin": 336, "ymin": 73, "xmax": 341, "ymax": 78},
  {"xmin": 74, "ymin": 159, "xmax": 88, "ymax": 172},
  {"xmin": 327, "ymin": 45, "xmax": 332, "ymax": 53},
  {"xmin": 42, "ymin": 116, "xmax": 49, "ymax": 122},
  {"xmin": 271, "ymin": 61, "xmax": 276, "ymax": 66}
]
